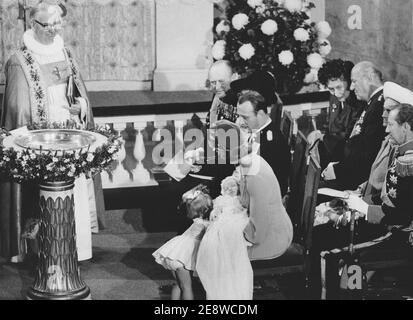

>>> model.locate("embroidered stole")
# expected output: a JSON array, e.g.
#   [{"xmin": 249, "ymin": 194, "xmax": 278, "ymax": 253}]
[{"xmin": 14, "ymin": 46, "xmax": 81, "ymax": 125}]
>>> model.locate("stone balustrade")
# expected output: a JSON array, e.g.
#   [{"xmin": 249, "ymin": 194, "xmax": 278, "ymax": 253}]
[
  {"xmin": 94, "ymin": 112, "xmax": 208, "ymax": 189},
  {"xmin": 93, "ymin": 91, "xmax": 329, "ymax": 189}
]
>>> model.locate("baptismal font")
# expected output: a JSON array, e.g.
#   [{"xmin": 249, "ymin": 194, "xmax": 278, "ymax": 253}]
[{"xmin": 0, "ymin": 125, "xmax": 121, "ymax": 300}]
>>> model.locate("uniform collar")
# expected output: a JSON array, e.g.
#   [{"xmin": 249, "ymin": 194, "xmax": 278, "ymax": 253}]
[
  {"xmin": 368, "ymin": 86, "xmax": 384, "ymax": 104},
  {"xmin": 397, "ymin": 139, "xmax": 413, "ymax": 156}
]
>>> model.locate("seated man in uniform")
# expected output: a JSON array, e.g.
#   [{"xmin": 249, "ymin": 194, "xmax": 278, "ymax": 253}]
[
  {"xmin": 346, "ymin": 104, "xmax": 413, "ymax": 230},
  {"xmin": 310, "ymin": 103, "xmax": 413, "ymax": 298},
  {"xmin": 321, "ymin": 61, "xmax": 386, "ymax": 190},
  {"xmin": 359, "ymin": 82, "xmax": 413, "ymax": 205},
  {"xmin": 206, "ymin": 60, "xmax": 240, "ymax": 128}
]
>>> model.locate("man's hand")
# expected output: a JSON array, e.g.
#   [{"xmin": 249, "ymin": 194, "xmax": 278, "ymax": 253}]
[
  {"xmin": 63, "ymin": 103, "xmax": 81, "ymax": 116},
  {"xmin": 77, "ymin": 98, "xmax": 87, "ymax": 122},
  {"xmin": 62, "ymin": 98, "xmax": 88, "ymax": 121},
  {"xmin": 321, "ymin": 162, "xmax": 338, "ymax": 181},
  {"xmin": 329, "ymin": 210, "xmax": 365, "ymax": 229},
  {"xmin": 190, "ymin": 165, "xmax": 202, "ymax": 173},
  {"xmin": 184, "ymin": 148, "xmax": 204, "ymax": 165},
  {"xmin": 343, "ymin": 189, "xmax": 361, "ymax": 198},
  {"xmin": 346, "ymin": 194, "xmax": 368, "ymax": 215}
]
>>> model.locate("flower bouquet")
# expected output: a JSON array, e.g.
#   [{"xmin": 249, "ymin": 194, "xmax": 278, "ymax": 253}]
[{"xmin": 212, "ymin": 0, "xmax": 332, "ymax": 94}]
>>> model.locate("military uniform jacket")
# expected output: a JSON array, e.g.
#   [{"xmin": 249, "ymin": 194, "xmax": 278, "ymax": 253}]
[
  {"xmin": 333, "ymin": 89, "xmax": 386, "ymax": 190},
  {"xmin": 206, "ymin": 94, "xmax": 238, "ymax": 129},
  {"xmin": 367, "ymin": 140, "xmax": 413, "ymax": 227}
]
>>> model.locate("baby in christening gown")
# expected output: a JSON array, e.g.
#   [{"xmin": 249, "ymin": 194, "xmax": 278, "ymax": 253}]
[{"xmin": 196, "ymin": 176, "xmax": 253, "ymax": 300}]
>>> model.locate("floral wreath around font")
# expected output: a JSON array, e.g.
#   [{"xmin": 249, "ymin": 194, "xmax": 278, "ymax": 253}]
[{"xmin": 0, "ymin": 121, "xmax": 122, "ymax": 183}]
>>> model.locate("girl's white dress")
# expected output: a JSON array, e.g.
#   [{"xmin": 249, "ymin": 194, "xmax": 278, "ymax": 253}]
[
  {"xmin": 196, "ymin": 195, "xmax": 253, "ymax": 300},
  {"xmin": 153, "ymin": 218, "xmax": 209, "ymax": 271}
]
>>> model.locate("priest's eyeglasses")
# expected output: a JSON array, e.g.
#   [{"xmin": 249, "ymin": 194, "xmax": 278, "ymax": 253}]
[{"xmin": 34, "ymin": 20, "xmax": 64, "ymax": 31}]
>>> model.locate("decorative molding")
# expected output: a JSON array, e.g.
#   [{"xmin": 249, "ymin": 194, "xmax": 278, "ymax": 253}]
[{"xmin": 85, "ymin": 80, "xmax": 152, "ymax": 92}]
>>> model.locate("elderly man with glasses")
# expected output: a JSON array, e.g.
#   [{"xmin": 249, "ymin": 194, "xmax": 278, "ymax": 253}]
[{"xmin": 0, "ymin": 0, "xmax": 104, "ymax": 264}]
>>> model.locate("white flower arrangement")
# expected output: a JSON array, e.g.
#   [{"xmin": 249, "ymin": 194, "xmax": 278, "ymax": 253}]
[
  {"xmin": 216, "ymin": 20, "xmax": 230, "ymax": 34},
  {"xmin": 316, "ymin": 20, "xmax": 332, "ymax": 39},
  {"xmin": 238, "ymin": 43, "xmax": 256, "ymax": 60},
  {"xmin": 293, "ymin": 28, "xmax": 310, "ymax": 42},
  {"xmin": 255, "ymin": 5, "xmax": 266, "ymax": 14},
  {"xmin": 247, "ymin": 0, "xmax": 263, "ymax": 8},
  {"xmin": 232, "ymin": 13, "xmax": 249, "ymax": 30},
  {"xmin": 318, "ymin": 39, "xmax": 332, "ymax": 57},
  {"xmin": 212, "ymin": 0, "xmax": 332, "ymax": 94},
  {"xmin": 307, "ymin": 52, "xmax": 324, "ymax": 69},
  {"xmin": 211, "ymin": 40, "xmax": 226, "ymax": 60},
  {"xmin": 278, "ymin": 50, "xmax": 294, "ymax": 66},
  {"xmin": 261, "ymin": 19, "xmax": 278, "ymax": 36}
]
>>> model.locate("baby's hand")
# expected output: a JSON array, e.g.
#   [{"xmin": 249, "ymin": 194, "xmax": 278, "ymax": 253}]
[{"xmin": 190, "ymin": 165, "xmax": 202, "ymax": 173}]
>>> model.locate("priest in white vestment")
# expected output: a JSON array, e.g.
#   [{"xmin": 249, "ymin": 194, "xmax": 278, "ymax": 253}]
[{"xmin": 0, "ymin": 1, "xmax": 104, "ymax": 262}]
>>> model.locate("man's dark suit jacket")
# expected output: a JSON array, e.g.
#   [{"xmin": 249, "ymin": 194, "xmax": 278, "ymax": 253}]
[
  {"xmin": 257, "ymin": 120, "xmax": 291, "ymax": 196},
  {"xmin": 333, "ymin": 89, "xmax": 386, "ymax": 190}
]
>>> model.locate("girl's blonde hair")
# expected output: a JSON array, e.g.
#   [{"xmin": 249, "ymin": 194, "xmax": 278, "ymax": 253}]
[{"xmin": 187, "ymin": 193, "xmax": 213, "ymax": 220}]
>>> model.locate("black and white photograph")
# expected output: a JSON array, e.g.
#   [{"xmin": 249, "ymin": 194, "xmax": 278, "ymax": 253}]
[{"xmin": 1, "ymin": 0, "xmax": 413, "ymax": 302}]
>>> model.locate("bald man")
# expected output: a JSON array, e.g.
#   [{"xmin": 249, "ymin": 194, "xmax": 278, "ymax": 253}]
[
  {"xmin": 321, "ymin": 61, "xmax": 386, "ymax": 190},
  {"xmin": 206, "ymin": 60, "xmax": 240, "ymax": 127}
]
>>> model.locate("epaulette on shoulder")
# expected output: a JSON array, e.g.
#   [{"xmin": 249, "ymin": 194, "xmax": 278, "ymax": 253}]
[
  {"xmin": 396, "ymin": 151, "xmax": 413, "ymax": 177},
  {"xmin": 378, "ymin": 93, "xmax": 384, "ymax": 102}
]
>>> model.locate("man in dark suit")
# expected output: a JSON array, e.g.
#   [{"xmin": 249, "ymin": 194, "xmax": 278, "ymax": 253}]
[
  {"xmin": 236, "ymin": 90, "xmax": 291, "ymax": 196},
  {"xmin": 322, "ymin": 61, "xmax": 386, "ymax": 191}
]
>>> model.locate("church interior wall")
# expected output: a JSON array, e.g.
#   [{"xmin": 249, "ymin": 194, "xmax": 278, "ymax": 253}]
[{"xmin": 326, "ymin": 0, "xmax": 413, "ymax": 89}]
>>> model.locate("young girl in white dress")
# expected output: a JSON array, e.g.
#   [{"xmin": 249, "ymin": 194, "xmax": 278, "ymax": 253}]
[
  {"xmin": 196, "ymin": 176, "xmax": 253, "ymax": 300},
  {"xmin": 153, "ymin": 187, "xmax": 212, "ymax": 300}
]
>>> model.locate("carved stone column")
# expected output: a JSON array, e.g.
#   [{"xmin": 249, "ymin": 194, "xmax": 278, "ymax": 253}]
[
  {"xmin": 153, "ymin": 0, "xmax": 213, "ymax": 91},
  {"xmin": 133, "ymin": 122, "xmax": 150, "ymax": 183}
]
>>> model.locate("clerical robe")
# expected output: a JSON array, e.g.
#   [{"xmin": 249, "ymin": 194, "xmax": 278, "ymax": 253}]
[{"xmin": 0, "ymin": 37, "xmax": 104, "ymax": 261}]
